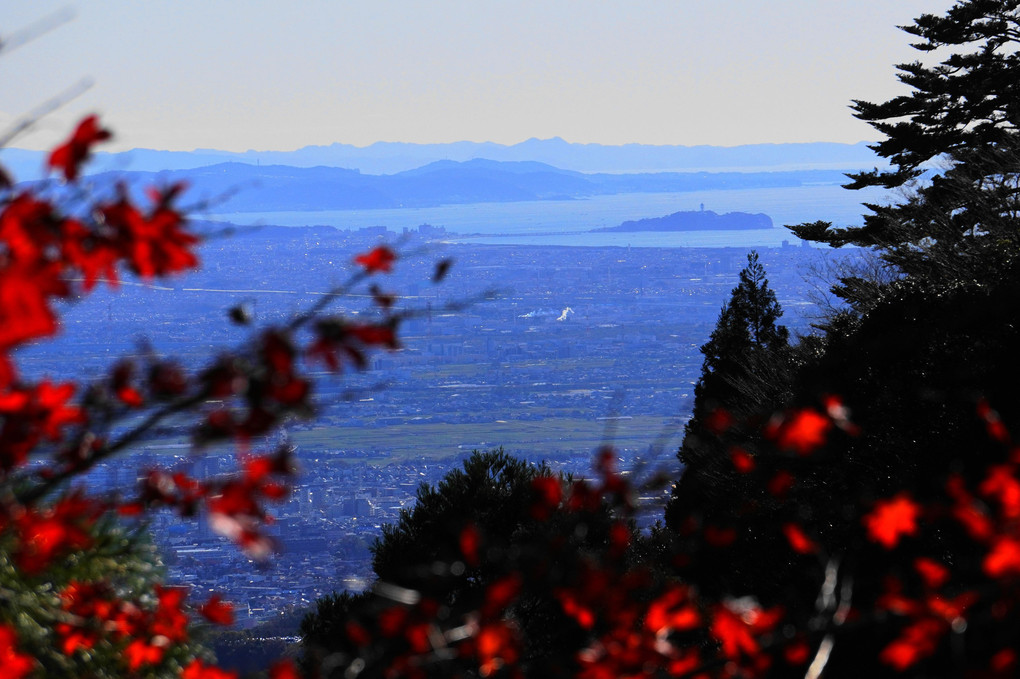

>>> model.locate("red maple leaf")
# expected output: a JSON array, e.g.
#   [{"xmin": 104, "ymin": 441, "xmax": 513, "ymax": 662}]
[
  {"xmin": 48, "ymin": 115, "xmax": 111, "ymax": 181},
  {"xmin": 644, "ymin": 585, "xmax": 700, "ymax": 634},
  {"xmin": 984, "ymin": 537, "xmax": 1020, "ymax": 578},
  {"xmin": 354, "ymin": 246, "xmax": 396, "ymax": 273},
  {"xmin": 182, "ymin": 659, "xmax": 239, "ymax": 679},
  {"xmin": 863, "ymin": 493, "xmax": 920, "ymax": 549},
  {"xmin": 530, "ymin": 474, "xmax": 562, "ymax": 520},
  {"xmin": 980, "ymin": 464, "xmax": 1020, "ymax": 519},
  {"xmin": 730, "ymin": 447, "xmax": 755, "ymax": 473},
  {"xmin": 766, "ymin": 408, "xmax": 832, "ymax": 455},
  {"xmin": 460, "ymin": 522, "xmax": 481, "ymax": 567},
  {"xmin": 199, "ymin": 594, "xmax": 235, "ymax": 626},
  {"xmin": 0, "ymin": 263, "xmax": 68, "ymax": 351},
  {"xmin": 711, "ymin": 606, "xmax": 759, "ymax": 659},
  {"xmin": 476, "ymin": 621, "xmax": 519, "ymax": 676},
  {"xmin": 0, "ymin": 625, "xmax": 34, "ymax": 679},
  {"xmin": 783, "ymin": 523, "xmax": 818, "ymax": 555},
  {"xmin": 914, "ymin": 557, "xmax": 950, "ymax": 589},
  {"xmin": 268, "ymin": 660, "xmax": 301, "ymax": 679},
  {"xmin": 879, "ymin": 617, "xmax": 945, "ymax": 670},
  {"xmin": 124, "ymin": 638, "xmax": 164, "ymax": 671}
]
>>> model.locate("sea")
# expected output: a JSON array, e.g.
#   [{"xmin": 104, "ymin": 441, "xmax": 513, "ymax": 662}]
[{"xmin": 208, "ymin": 183, "xmax": 893, "ymax": 249}]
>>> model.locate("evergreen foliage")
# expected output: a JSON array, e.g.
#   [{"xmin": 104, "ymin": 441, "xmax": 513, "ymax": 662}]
[
  {"xmin": 0, "ymin": 516, "xmax": 208, "ymax": 678},
  {"xmin": 301, "ymin": 450, "xmax": 629, "ymax": 676},
  {"xmin": 790, "ymin": 0, "xmax": 1020, "ymax": 292},
  {"xmin": 669, "ymin": 252, "xmax": 789, "ymax": 484},
  {"xmin": 663, "ymin": 251, "xmax": 792, "ymax": 595},
  {"xmin": 371, "ymin": 449, "xmax": 553, "ymax": 589}
]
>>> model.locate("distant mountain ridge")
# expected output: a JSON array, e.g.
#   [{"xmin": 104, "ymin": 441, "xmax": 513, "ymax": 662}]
[
  {"xmin": 73, "ymin": 159, "xmax": 859, "ymax": 213},
  {"xmin": 2, "ymin": 138, "xmax": 882, "ymax": 179}
]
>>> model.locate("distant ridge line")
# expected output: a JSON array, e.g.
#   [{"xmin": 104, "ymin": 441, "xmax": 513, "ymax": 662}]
[{"xmin": 3, "ymin": 139, "xmax": 882, "ymax": 179}]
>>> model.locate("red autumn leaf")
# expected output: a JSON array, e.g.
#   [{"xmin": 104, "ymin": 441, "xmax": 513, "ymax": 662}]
[
  {"xmin": 476, "ymin": 621, "xmax": 519, "ymax": 675},
  {"xmin": 34, "ymin": 379, "xmax": 85, "ymax": 440},
  {"xmin": 767, "ymin": 470, "xmax": 795, "ymax": 498},
  {"xmin": 530, "ymin": 474, "xmax": 562, "ymax": 519},
  {"xmin": 60, "ymin": 218, "xmax": 120, "ymax": 290},
  {"xmin": 705, "ymin": 407, "xmax": 734, "ymax": 435},
  {"xmin": 345, "ymin": 620, "xmax": 371, "ymax": 647},
  {"xmin": 766, "ymin": 408, "xmax": 832, "ymax": 455},
  {"xmin": 14, "ymin": 495, "xmax": 97, "ymax": 574},
  {"xmin": 354, "ymin": 246, "xmax": 396, "ymax": 273},
  {"xmin": 710, "ymin": 605, "xmax": 759, "ymax": 659},
  {"xmin": 784, "ymin": 637, "xmax": 811, "ymax": 665},
  {"xmin": 0, "ymin": 193, "xmax": 57, "ymax": 264},
  {"xmin": 377, "ymin": 606, "xmax": 409, "ymax": 637},
  {"xmin": 949, "ymin": 501, "xmax": 995, "ymax": 543},
  {"xmin": 556, "ymin": 590, "xmax": 596, "ymax": 629},
  {"xmin": 152, "ymin": 585, "xmax": 190, "ymax": 641},
  {"xmin": 0, "ymin": 263, "xmax": 67, "ymax": 351},
  {"xmin": 0, "ymin": 625, "xmax": 34, "ymax": 679},
  {"xmin": 404, "ymin": 621, "xmax": 432, "ymax": 653},
  {"xmin": 268, "ymin": 659, "xmax": 301, "ymax": 679},
  {"xmin": 199, "ymin": 594, "xmax": 235, "ymax": 625},
  {"xmin": 977, "ymin": 398, "xmax": 1011, "ymax": 444},
  {"xmin": 991, "ymin": 648, "xmax": 1018, "ymax": 673},
  {"xmin": 926, "ymin": 591, "xmax": 977, "ymax": 622},
  {"xmin": 863, "ymin": 493, "xmax": 920, "ymax": 549},
  {"xmin": 879, "ymin": 617, "xmax": 945, "ymax": 671},
  {"xmin": 99, "ymin": 186, "xmax": 198, "ymax": 279},
  {"xmin": 984, "ymin": 537, "xmax": 1020, "ymax": 578},
  {"xmin": 123, "ymin": 638, "xmax": 164, "ymax": 671},
  {"xmin": 117, "ymin": 502, "xmax": 145, "ymax": 517},
  {"xmin": 979, "ymin": 464, "xmax": 1020, "ymax": 519},
  {"xmin": 783, "ymin": 522, "xmax": 818, "ymax": 555},
  {"xmin": 182, "ymin": 659, "xmax": 239, "ymax": 679},
  {"xmin": 117, "ymin": 386, "xmax": 144, "ymax": 408},
  {"xmin": 47, "ymin": 115, "xmax": 111, "ymax": 181},
  {"xmin": 460, "ymin": 522, "xmax": 481, "ymax": 567},
  {"xmin": 347, "ymin": 323, "xmax": 399, "ymax": 348},
  {"xmin": 483, "ymin": 574, "xmax": 522, "ymax": 618},
  {"xmin": 609, "ymin": 521, "xmax": 631, "ymax": 557},
  {"xmin": 644, "ymin": 585, "xmax": 700, "ymax": 634},
  {"xmin": 236, "ymin": 528, "xmax": 277, "ymax": 561},
  {"xmin": 914, "ymin": 557, "xmax": 950, "ymax": 589},
  {"xmin": 730, "ymin": 447, "xmax": 755, "ymax": 473}
]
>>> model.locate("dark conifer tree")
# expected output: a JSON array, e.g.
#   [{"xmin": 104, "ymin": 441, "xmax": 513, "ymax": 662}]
[
  {"xmin": 790, "ymin": 0, "xmax": 1020, "ymax": 297},
  {"xmin": 663, "ymin": 252, "xmax": 792, "ymax": 598},
  {"xmin": 672, "ymin": 251, "xmax": 789, "ymax": 477}
]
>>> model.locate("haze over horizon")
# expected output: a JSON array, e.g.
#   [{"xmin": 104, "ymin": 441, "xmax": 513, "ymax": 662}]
[{"xmin": 3, "ymin": 1, "xmax": 954, "ymax": 154}]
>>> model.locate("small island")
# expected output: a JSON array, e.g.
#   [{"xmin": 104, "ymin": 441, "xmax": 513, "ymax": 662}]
[{"xmin": 594, "ymin": 208, "xmax": 773, "ymax": 232}]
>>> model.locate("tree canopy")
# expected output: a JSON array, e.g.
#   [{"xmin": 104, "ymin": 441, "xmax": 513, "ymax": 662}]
[
  {"xmin": 671, "ymin": 251, "xmax": 789, "ymax": 472},
  {"xmin": 790, "ymin": 0, "xmax": 1020, "ymax": 287},
  {"xmin": 371, "ymin": 449, "xmax": 555, "ymax": 588}
]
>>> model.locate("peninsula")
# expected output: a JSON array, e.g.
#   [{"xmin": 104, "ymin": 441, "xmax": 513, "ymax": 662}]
[{"xmin": 595, "ymin": 209, "xmax": 773, "ymax": 232}]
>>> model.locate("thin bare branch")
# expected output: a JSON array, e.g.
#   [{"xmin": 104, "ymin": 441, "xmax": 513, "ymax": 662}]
[
  {"xmin": 0, "ymin": 6, "xmax": 75, "ymax": 56},
  {"xmin": 0, "ymin": 77, "xmax": 94, "ymax": 150}
]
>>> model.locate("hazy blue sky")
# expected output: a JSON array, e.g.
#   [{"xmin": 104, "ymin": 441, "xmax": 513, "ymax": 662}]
[{"xmin": 2, "ymin": 1, "xmax": 953, "ymax": 152}]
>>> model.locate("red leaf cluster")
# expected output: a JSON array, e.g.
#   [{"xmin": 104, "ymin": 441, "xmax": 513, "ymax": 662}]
[
  {"xmin": 863, "ymin": 493, "xmax": 921, "ymax": 549},
  {"xmin": 8, "ymin": 492, "xmax": 101, "ymax": 575},
  {"xmin": 354, "ymin": 245, "xmax": 396, "ymax": 273},
  {"xmin": 0, "ymin": 624, "xmax": 34, "ymax": 678},
  {"xmin": 47, "ymin": 115, "xmax": 111, "ymax": 181}
]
